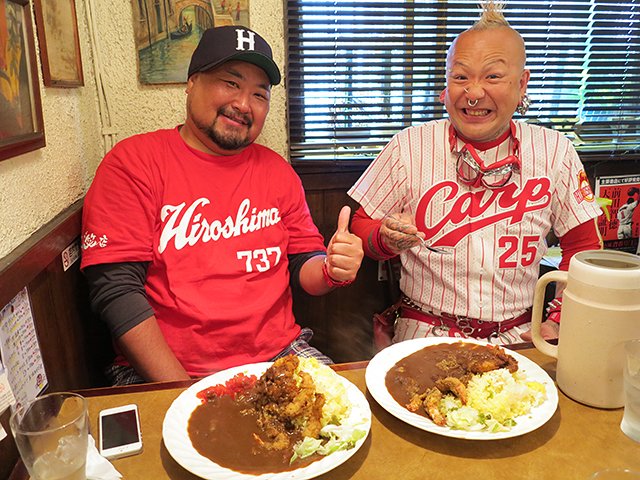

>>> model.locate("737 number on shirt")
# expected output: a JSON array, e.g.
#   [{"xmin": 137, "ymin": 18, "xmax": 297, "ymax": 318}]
[{"xmin": 237, "ymin": 247, "xmax": 282, "ymax": 272}]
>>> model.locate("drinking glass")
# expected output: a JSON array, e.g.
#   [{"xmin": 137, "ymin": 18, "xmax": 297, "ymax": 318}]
[
  {"xmin": 10, "ymin": 392, "xmax": 88, "ymax": 480},
  {"xmin": 621, "ymin": 339, "xmax": 640, "ymax": 442},
  {"xmin": 590, "ymin": 468, "xmax": 640, "ymax": 479}
]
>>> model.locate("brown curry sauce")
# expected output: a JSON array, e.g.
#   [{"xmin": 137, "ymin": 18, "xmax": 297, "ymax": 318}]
[
  {"xmin": 188, "ymin": 394, "xmax": 321, "ymax": 474},
  {"xmin": 385, "ymin": 341, "xmax": 517, "ymax": 417},
  {"xmin": 187, "ymin": 356, "xmax": 327, "ymax": 474}
]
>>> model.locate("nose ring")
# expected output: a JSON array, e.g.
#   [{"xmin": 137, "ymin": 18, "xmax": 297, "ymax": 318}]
[{"xmin": 464, "ymin": 87, "xmax": 478, "ymax": 107}]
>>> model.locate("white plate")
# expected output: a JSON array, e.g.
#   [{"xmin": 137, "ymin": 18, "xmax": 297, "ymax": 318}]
[
  {"xmin": 365, "ymin": 337, "xmax": 558, "ymax": 440},
  {"xmin": 163, "ymin": 362, "xmax": 371, "ymax": 479}
]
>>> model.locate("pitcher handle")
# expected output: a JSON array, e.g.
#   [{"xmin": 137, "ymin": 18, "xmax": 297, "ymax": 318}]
[{"xmin": 531, "ymin": 270, "xmax": 568, "ymax": 358}]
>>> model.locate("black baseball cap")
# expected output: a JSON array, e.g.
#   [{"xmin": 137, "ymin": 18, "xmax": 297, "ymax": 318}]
[{"xmin": 187, "ymin": 26, "xmax": 281, "ymax": 85}]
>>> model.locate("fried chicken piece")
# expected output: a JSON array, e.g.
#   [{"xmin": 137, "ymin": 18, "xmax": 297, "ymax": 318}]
[
  {"xmin": 301, "ymin": 385, "xmax": 324, "ymax": 439},
  {"xmin": 423, "ymin": 388, "xmax": 446, "ymax": 426},
  {"xmin": 406, "ymin": 391, "xmax": 426, "ymax": 413},
  {"xmin": 284, "ymin": 369, "xmax": 325, "ymax": 439},
  {"xmin": 250, "ymin": 355, "xmax": 325, "ymax": 452},
  {"xmin": 407, "ymin": 377, "xmax": 468, "ymax": 426},
  {"xmin": 435, "ymin": 376, "xmax": 468, "ymax": 404},
  {"xmin": 465, "ymin": 344, "xmax": 518, "ymax": 374}
]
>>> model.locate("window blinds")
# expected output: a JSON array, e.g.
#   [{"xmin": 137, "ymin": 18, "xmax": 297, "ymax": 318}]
[{"xmin": 286, "ymin": 0, "xmax": 640, "ymax": 163}]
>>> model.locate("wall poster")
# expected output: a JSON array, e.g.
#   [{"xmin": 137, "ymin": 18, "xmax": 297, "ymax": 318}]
[
  {"xmin": 0, "ymin": 0, "xmax": 45, "ymax": 161},
  {"xmin": 32, "ymin": 0, "xmax": 84, "ymax": 87},
  {"xmin": 131, "ymin": 0, "xmax": 250, "ymax": 85},
  {"xmin": 595, "ymin": 174, "xmax": 640, "ymax": 253}
]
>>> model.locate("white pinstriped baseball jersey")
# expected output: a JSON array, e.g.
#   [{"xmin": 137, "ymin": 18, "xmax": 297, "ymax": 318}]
[{"xmin": 348, "ymin": 119, "xmax": 601, "ymax": 322}]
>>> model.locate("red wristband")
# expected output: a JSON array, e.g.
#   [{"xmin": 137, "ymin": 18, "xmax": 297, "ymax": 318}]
[
  {"xmin": 375, "ymin": 226, "xmax": 397, "ymax": 258},
  {"xmin": 322, "ymin": 259, "xmax": 354, "ymax": 288}
]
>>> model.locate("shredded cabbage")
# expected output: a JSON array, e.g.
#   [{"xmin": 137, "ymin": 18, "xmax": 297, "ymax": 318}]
[
  {"xmin": 290, "ymin": 358, "xmax": 368, "ymax": 463},
  {"xmin": 440, "ymin": 368, "xmax": 546, "ymax": 432}
]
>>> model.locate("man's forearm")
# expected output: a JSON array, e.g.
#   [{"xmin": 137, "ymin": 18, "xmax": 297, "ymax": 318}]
[
  {"xmin": 116, "ymin": 316, "xmax": 190, "ymax": 382},
  {"xmin": 298, "ymin": 255, "xmax": 333, "ymax": 296}
]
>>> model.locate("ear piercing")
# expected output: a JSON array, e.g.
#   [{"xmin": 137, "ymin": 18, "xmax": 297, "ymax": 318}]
[{"xmin": 516, "ymin": 93, "xmax": 531, "ymax": 115}]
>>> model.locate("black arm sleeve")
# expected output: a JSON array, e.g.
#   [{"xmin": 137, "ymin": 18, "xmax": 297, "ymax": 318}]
[
  {"xmin": 288, "ymin": 251, "xmax": 325, "ymax": 292},
  {"xmin": 84, "ymin": 262, "xmax": 154, "ymax": 339}
]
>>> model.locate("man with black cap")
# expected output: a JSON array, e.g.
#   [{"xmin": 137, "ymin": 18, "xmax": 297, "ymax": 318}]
[{"xmin": 80, "ymin": 26, "xmax": 364, "ymax": 385}]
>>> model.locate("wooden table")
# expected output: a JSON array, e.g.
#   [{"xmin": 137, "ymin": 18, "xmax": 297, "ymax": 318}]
[{"xmin": 10, "ymin": 347, "xmax": 640, "ymax": 479}]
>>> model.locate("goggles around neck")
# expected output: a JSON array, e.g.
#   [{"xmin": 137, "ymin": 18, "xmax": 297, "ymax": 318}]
[{"xmin": 449, "ymin": 122, "xmax": 521, "ymax": 189}]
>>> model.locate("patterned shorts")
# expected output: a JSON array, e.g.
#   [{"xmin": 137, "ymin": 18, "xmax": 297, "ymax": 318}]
[
  {"xmin": 269, "ymin": 327, "xmax": 333, "ymax": 364},
  {"xmin": 105, "ymin": 327, "xmax": 332, "ymax": 386}
]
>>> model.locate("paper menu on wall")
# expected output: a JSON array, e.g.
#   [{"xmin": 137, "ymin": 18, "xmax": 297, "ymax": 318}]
[
  {"xmin": 0, "ymin": 287, "xmax": 48, "ymax": 408},
  {"xmin": 0, "ymin": 358, "xmax": 16, "ymax": 415}
]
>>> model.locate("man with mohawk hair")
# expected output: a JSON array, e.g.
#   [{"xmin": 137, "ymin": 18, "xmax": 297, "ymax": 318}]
[{"xmin": 349, "ymin": 1, "xmax": 602, "ymax": 348}]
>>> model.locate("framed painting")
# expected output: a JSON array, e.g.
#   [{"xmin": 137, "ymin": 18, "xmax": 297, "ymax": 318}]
[
  {"xmin": 33, "ymin": 0, "xmax": 84, "ymax": 87},
  {"xmin": 0, "ymin": 0, "xmax": 45, "ymax": 161},
  {"xmin": 131, "ymin": 0, "xmax": 250, "ymax": 85}
]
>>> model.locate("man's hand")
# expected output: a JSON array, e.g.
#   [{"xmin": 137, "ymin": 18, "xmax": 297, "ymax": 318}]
[
  {"xmin": 520, "ymin": 321, "xmax": 559, "ymax": 342},
  {"xmin": 325, "ymin": 206, "xmax": 364, "ymax": 283},
  {"xmin": 380, "ymin": 212, "xmax": 425, "ymax": 255}
]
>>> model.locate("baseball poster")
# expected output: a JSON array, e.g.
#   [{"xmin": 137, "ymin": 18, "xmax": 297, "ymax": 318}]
[{"xmin": 595, "ymin": 174, "xmax": 640, "ymax": 253}]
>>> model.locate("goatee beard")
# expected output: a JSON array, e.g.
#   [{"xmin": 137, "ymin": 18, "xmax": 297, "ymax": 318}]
[
  {"xmin": 186, "ymin": 99, "xmax": 254, "ymax": 152},
  {"xmin": 202, "ymin": 106, "xmax": 253, "ymax": 151},
  {"xmin": 204, "ymin": 125, "xmax": 251, "ymax": 151}
]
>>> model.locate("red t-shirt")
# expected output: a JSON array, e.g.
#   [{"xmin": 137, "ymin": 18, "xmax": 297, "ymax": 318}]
[{"xmin": 81, "ymin": 128, "xmax": 325, "ymax": 376}]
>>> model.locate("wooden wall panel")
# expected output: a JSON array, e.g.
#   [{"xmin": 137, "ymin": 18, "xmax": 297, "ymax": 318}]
[
  {"xmin": 0, "ymin": 200, "xmax": 108, "ymax": 479},
  {"xmin": 293, "ymin": 164, "xmax": 393, "ymax": 363},
  {"xmin": 1, "ymin": 416, "xmax": 20, "ymax": 480},
  {"xmin": 27, "ymin": 262, "xmax": 93, "ymax": 390}
]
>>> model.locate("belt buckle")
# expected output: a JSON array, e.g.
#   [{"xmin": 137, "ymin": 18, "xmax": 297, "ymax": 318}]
[{"xmin": 454, "ymin": 316, "xmax": 476, "ymax": 336}]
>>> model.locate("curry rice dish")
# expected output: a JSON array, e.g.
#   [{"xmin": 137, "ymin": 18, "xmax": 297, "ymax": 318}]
[
  {"xmin": 385, "ymin": 342, "xmax": 518, "ymax": 426},
  {"xmin": 188, "ymin": 355, "xmax": 327, "ymax": 474}
]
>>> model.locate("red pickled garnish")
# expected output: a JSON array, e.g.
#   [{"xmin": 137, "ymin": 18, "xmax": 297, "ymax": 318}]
[{"xmin": 196, "ymin": 372, "xmax": 258, "ymax": 403}]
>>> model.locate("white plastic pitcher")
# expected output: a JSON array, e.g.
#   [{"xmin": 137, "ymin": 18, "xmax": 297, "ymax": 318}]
[{"xmin": 531, "ymin": 249, "xmax": 640, "ymax": 408}]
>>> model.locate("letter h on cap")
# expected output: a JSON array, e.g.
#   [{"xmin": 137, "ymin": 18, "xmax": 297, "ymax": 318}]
[{"xmin": 236, "ymin": 29, "xmax": 255, "ymax": 51}]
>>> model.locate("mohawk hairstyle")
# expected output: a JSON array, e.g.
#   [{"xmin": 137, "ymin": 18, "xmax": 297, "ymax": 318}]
[{"xmin": 471, "ymin": 1, "xmax": 511, "ymax": 30}]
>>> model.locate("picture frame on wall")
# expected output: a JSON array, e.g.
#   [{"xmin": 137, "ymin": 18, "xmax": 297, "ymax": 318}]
[
  {"xmin": 0, "ymin": 0, "xmax": 46, "ymax": 162},
  {"xmin": 595, "ymin": 174, "xmax": 640, "ymax": 253},
  {"xmin": 33, "ymin": 0, "xmax": 84, "ymax": 87},
  {"xmin": 131, "ymin": 0, "xmax": 250, "ymax": 85}
]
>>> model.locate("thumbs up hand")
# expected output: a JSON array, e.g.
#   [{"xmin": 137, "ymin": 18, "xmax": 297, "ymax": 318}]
[{"xmin": 325, "ymin": 206, "xmax": 364, "ymax": 284}]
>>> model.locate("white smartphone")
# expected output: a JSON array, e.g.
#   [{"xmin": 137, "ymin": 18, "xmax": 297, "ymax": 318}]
[{"xmin": 98, "ymin": 404, "xmax": 143, "ymax": 460}]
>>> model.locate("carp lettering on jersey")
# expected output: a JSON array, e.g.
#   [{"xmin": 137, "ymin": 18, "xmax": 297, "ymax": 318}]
[{"xmin": 415, "ymin": 176, "xmax": 552, "ymax": 249}]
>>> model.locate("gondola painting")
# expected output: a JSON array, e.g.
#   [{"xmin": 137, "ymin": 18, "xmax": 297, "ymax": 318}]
[{"xmin": 132, "ymin": 0, "xmax": 250, "ymax": 85}]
